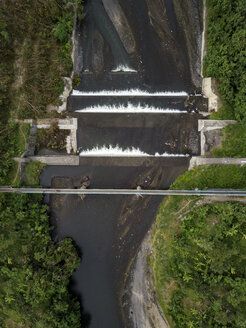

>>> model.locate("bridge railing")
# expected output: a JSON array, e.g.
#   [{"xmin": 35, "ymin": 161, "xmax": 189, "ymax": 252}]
[{"xmin": 0, "ymin": 187, "xmax": 246, "ymax": 197}]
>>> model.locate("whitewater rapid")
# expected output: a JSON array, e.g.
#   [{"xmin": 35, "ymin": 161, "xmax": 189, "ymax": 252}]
[
  {"xmin": 79, "ymin": 145, "xmax": 189, "ymax": 157},
  {"xmin": 72, "ymin": 89, "xmax": 188, "ymax": 97},
  {"xmin": 111, "ymin": 65, "xmax": 137, "ymax": 73},
  {"xmin": 76, "ymin": 103, "xmax": 185, "ymax": 113}
]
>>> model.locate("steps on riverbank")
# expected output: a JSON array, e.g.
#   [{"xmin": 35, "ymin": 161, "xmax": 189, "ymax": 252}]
[{"xmin": 14, "ymin": 156, "xmax": 79, "ymax": 166}]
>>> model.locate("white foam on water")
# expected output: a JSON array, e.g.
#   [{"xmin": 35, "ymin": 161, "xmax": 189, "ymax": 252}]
[
  {"xmin": 79, "ymin": 145, "xmax": 148, "ymax": 157},
  {"xmin": 79, "ymin": 145, "xmax": 189, "ymax": 157},
  {"xmin": 111, "ymin": 65, "xmax": 137, "ymax": 73},
  {"xmin": 72, "ymin": 89, "xmax": 188, "ymax": 97},
  {"xmin": 154, "ymin": 152, "xmax": 189, "ymax": 157},
  {"xmin": 76, "ymin": 104, "xmax": 185, "ymax": 113}
]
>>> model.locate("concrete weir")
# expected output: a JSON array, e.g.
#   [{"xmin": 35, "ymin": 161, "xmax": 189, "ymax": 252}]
[{"xmin": 41, "ymin": 1, "xmax": 205, "ymax": 328}]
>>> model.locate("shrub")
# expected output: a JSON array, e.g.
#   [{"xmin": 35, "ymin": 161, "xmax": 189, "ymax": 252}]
[{"xmin": 204, "ymin": 0, "xmax": 246, "ymax": 122}]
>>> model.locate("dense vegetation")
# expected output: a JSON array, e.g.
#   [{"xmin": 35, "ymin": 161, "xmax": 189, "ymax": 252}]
[
  {"xmin": 204, "ymin": 0, "xmax": 246, "ymax": 122},
  {"xmin": 0, "ymin": 0, "xmax": 82, "ymax": 120},
  {"xmin": 0, "ymin": 0, "xmax": 83, "ymax": 184},
  {"xmin": 0, "ymin": 193, "xmax": 81, "ymax": 327},
  {"xmin": 0, "ymin": 2, "xmax": 83, "ymax": 326},
  {"xmin": 171, "ymin": 164, "xmax": 246, "ymax": 190},
  {"xmin": 36, "ymin": 123, "xmax": 69, "ymax": 153},
  {"xmin": 204, "ymin": 1, "xmax": 246, "ymax": 159},
  {"xmin": 0, "ymin": 122, "xmax": 30, "ymax": 185},
  {"xmin": 25, "ymin": 161, "xmax": 47, "ymax": 187},
  {"xmin": 151, "ymin": 165, "xmax": 246, "ymax": 328}
]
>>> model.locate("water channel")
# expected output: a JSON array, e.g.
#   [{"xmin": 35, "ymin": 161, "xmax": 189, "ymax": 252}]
[{"xmin": 41, "ymin": 1, "xmax": 204, "ymax": 327}]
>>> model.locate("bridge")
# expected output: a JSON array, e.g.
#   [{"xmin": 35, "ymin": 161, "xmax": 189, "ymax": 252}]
[{"xmin": 0, "ymin": 187, "xmax": 246, "ymax": 197}]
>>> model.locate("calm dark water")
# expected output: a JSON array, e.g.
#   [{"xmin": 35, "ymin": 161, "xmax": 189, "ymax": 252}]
[
  {"xmin": 41, "ymin": 0, "xmax": 203, "ymax": 326},
  {"xmin": 75, "ymin": 0, "xmax": 200, "ymax": 92}
]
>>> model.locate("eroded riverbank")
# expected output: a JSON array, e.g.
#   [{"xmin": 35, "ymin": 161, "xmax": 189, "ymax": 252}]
[{"xmin": 127, "ymin": 230, "xmax": 170, "ymax": 328}]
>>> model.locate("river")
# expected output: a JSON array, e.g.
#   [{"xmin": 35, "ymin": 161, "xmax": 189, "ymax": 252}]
[{"xmin": 40, "ymin": 1, "xmax": 204, "ymax": 327}]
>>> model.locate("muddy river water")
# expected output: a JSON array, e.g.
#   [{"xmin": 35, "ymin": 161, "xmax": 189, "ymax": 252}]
[{"xmin": 41, "ymin": 1, "xmax": 204, "ymax": 327}]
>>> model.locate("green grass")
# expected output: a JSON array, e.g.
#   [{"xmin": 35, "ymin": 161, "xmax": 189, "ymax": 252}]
[
  {"xmin": 0, "ymin": 122, "xmax": 30, "ymax": 185},
  {"xmin": 151, "ymin": 165, "xmax": 246, "ymax": 327},
  {"xmin": 15, "ymin": 123, "xmax": 30, "ymax": 156},
  {"xmin": 1, "ymin": 0, "xmax": 81, "ymax": 120},
  {"xmin": 4, "ymin": 123, "xmax": 30, "ymax": 186},
  {"xmin": 25, "ymin": 161, "xmax": 46, "ymax": 186},
  {"xmin": 212, "ymin": 123, "xmax": 246, "ymax": 158},
  {"xmin": 209, "ymin": 105, "xmax": 236, "ymax": 121},
  {"xmin": 171, "ymin": 164, "xmax": 246, "ymax": 190},
  {"xmin": 151, "ymin": 195, "xmax": 197, "ymax": 326},
  {"xmin": 0, "ymin": 1, "xmax": 82, "ymax": 185},
  {"xmin": 5, "ymin": 161, "xmax": 21, "ymax": 186},
  {"xmin": 152, "ymin": 200, "xmax": 246, "ymax": 328},
  {"xmin": 14, "ymin": 36, "xmax": 71, "ymax": 119}
]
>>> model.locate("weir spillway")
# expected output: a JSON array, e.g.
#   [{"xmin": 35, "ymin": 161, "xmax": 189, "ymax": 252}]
[{"xmin": 41, "ymin": 1, "xmax": 205, "ymax": 327}]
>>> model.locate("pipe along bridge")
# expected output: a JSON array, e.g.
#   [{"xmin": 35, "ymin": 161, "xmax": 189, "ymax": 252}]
[{"xmin": 0, "ymin": 187, "xmax": 246, "ymax": 197}]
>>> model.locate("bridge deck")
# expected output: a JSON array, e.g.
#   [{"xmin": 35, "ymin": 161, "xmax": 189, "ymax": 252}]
[{"xmin": 0, "ymin": 187, "xmax": 246, "ymax": 197}]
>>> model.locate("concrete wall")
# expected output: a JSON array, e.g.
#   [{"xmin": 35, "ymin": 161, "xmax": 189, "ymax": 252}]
[
  {"xmin": 189, "ymin": 157, "xmax": 246, "ymax": 169},
  {"xmin": 23, "ymin": 120, "xmax": 37, "ymax": 157},
  {"xmin": 15, "ymin": 156, "xmax": 80, "ymax": 166},
  {"xmin": 30, "ymin": 156, "xmax": 79, "ymax": 165},
  {"xmin": 202, "ymin": 78, "xmax": 222, "ymax": 112},
  {"xmin": 35, "ymin": 118, "xmax": 78, "ymax": 154}
]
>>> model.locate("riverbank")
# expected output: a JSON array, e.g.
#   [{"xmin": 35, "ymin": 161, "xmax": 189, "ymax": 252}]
[
  {"xmin": 149, "ymin": 164, "xmax": 246, "ymax": 327},
  {"xmin": 0, "ymin": 0, "xmax": 82, "ymax": 185},
  {"xmin": 0, "ymin": 192, "xmax": 81, "ymax": 327},
  {"xmin": 0, "ymin": 2, "xmax": 83, "ymax": 326},
  {"xmin": 203, "ymin": 0, "xmax": 245, "ymax": 121},
  {"xmin": 129, "ymin": 230, "xmax": 169, "ymax": 328}
]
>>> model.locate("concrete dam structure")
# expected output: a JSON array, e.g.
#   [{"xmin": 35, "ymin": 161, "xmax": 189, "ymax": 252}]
[{"xmin": 41, "ymin": 1, "xmax": 205, "ymax": 327}]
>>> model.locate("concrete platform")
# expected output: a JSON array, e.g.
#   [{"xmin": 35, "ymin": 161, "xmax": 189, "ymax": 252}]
[{"xmin": 189, "ymin": 157, "xmax": 246, "ymax": 169}]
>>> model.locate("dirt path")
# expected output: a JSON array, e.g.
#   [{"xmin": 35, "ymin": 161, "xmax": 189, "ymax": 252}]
[{"xmin": 12, "ymin": 124, "xmax": 28, "ymax": 185}]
